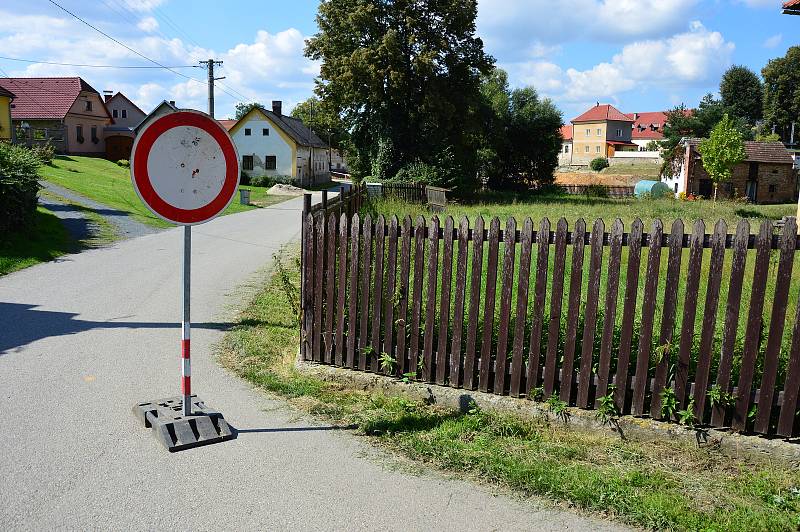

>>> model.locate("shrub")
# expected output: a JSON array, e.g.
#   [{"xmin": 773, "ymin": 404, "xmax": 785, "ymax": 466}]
[
  {"xmin": 30, "ymin": 143, "xmax": 55, "ymax": 166},
  {"xmin": 116, "ymin": 159, "xmax": 130, "ymax": 168},
  {"xmin": 585, "ymin": 183, "xmax": 609, "ymax": 198},
  {"xmin": 0, "ymin": 142, "xmax": 42, "ymax": 234},
  {"xmin": 249, "ymin": 175, "xmax": 276, "ymax": 188},
  {"xmin": 589, "ymin": 157, "xmax": 609, "ymax": 172}
]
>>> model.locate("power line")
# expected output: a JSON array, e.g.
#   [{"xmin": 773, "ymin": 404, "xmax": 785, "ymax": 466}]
[{"xmin": 0, "ymin": 55, "xmax": 199, "ymax": 69}]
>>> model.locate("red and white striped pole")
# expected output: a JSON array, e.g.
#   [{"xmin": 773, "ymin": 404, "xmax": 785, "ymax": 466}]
[{"xmin": 181, "ymin": 225, "xmax": 192, "ymax": 416}]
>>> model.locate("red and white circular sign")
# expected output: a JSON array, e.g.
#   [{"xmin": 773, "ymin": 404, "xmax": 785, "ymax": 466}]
[{"xmin": 131, "ymin": 110, "xmax": 240, "ymax": 225}]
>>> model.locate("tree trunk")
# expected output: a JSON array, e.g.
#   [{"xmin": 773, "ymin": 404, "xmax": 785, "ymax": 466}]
[{"xmin": 713, "ymin": 183, "xmax": 718, "ymax": 202}]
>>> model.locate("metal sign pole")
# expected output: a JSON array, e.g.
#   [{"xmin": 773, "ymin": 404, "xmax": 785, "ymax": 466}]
[{"xmin": 182, "ymin": 225, "xmax": 192, "ymax": 416}]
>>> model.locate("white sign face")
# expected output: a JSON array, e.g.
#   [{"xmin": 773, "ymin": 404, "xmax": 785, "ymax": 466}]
[{"xmin": 147, "ymin": 125, "xmax": 228, "ymax": 211}]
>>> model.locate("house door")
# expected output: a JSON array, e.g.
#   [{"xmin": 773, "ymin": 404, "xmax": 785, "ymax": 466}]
[
  {"xmin": 698, "ymin": 179, "xmax": 713, "ymax": 198},
  {"xmin": 746, "ymin": 162, "xmax": 758, "ymax": 203}
]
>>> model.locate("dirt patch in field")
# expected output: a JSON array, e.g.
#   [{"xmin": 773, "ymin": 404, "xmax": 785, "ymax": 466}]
[{"xmin": 555, "ymin": 172, "xmax": 641, "ymax": 186}]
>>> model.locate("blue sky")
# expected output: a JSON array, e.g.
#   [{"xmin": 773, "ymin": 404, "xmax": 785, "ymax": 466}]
[{"xmin": 0, "ymin": 0, "xmax": 796, "ymax": 122}]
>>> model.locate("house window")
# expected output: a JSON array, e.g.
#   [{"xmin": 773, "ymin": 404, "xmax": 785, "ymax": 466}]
[
  {"xmin": 597, "ymin": 128, "xmax": 602, "ymax": 136},
  {"xmin": 564, "ymin": 145, "xmax": 570, "ymax": 154},
  {"xmin": 585, "ymin": 145, "xmax": 590, "ymax": 153},
  {"xmin": 769, "ymin": 184, "xmax": 776, "ymax": 193},
  {"xmin": 244, "ymin": 128, "xmax": 252, "ymax": 136},
  {"xmin": 112, "ymin": 109, "xmax": 118, "ymax": 118},
  {"xmin": 76, "ymin": 125, "xmax": 84, "ymax": 143},
  {"xmin": 585, "ymin": 128, "xmax": 591, "ymax": 137},
  {"xmin": 674, "ymin": 183, "xmax": 678, "ymax": 193},
  {"xmin": 91, "ymin": 126, "xmax": 99, "ymax": 144},
  {"xmin": 265, "ymin": 155, "xmax": 277, "ymax": 170},
  {"xmin": 262, "ymin": 128, "xmax": 269, "ymax": 136},
  {"xmin": 121, "ymin": 109, "xmax": 127, "ymax": 119},
  {"xmin": 616, "ymin": 129, "xmax": 623, "ymax": 137},
  {"xmin": 596, "ymin": 145, "xmax": 601, "ymax": 153},
  {"xmin": 85, "ymin": 100, "xmax": 92, "ymax": 111},
  {"xmin": 242, "ymin": 155, "xmax": 254, "ymax": 171}
]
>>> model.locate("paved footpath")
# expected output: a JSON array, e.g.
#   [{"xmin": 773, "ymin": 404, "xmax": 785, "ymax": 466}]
[{"xmin": 0, "ymin": 194, "xmax": 627, "ymax": 531}]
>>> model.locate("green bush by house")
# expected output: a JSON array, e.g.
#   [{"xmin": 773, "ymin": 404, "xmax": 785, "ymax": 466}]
[
  {"xmin": 0, "ymin": 142, "xmax": 41, "ymax": 234},
  {"xmin": 590, "ymin": 157, "xmax": 610, "ymax": 171}
]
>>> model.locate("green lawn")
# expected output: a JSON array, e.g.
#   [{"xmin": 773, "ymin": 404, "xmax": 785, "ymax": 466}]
[
  {"xmin": 41, "ymin": 156, "xmax": 290, "ymax": 228},
  {"xmin": 219, "ymin": 249, "xmax": 800, "ymax": 531},
  {"xmin": 0, "ymin": 207, "xmax": 72, "ymax": 275}
]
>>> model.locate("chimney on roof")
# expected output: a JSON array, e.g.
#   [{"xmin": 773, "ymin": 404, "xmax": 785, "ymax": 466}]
[
  {"xmin": 634, "ymin": 112, "xmax": 639, "ymax": 120},
  {"xmin": 169, "ymin": 100, "xmax": 176, "ymax": 106},
  {"xmin": 103, "ymin": 90, "xmax": 113, "ymax": 103},
  {"xmin": 272, "ymin": 100, "xmax": 282, "ymax": 116},
  {"xmin": 596, "ymin": 101, "xmax": 600, "ymax": 107}
]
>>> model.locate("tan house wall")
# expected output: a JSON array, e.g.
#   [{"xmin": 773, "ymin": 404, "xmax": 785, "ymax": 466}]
[
  {"xmin": 688, "ymin": 160, "xmax": 797, "ymax": 204},
  {"xmin": 64, "ymin": 91, "xmax": 111, "ymax": 155},
  {"xmin": 572, "ymin": 120, "xmax": 607, "ymax": 164}
]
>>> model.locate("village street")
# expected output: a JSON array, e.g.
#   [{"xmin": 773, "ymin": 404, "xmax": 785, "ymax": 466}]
[{"xmin": 0, "ymin": 195, "xmax": 624, "ymax": 531}]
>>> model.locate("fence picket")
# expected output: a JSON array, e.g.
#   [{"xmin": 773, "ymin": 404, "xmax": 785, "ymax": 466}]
[
  {"xmin": 577, "ymin": 219, "xmax": 604, "ymax": 408},
  {"xmin": 409, "ymin": 216, "xmax": 426, "ymax": 377},
  {"xmin": 650, "ymin": 220, "xmax": 684, "ymax": 418},
  {"xmin": 334, "ymin": 214, "xmax": 348, "ymax": 365},
  {"xmin": 358, "ymin": 214, "xmax": 373, "ymax": 371},
  {"xmin": 711, "ymin": 220, "xmax": 749, "ymax": 427},
  {"xmin": 692, "ymin": 220, "xmax": 726, "ymax": 421},
  {"xmin": 436, "ymin": 217, "xmax": 455, "ymax": 385},
  {"xmin": 631, "ymin": 220, "xmax": 663, "ymax": 415},
  {"xmin": 383, "ymin": 216, "xmax": 399, "ymax": 375},
  {"xmin": 732, "ymin": 220, "xmax": 773, "ymax": 431},
  {"xmin": 370, "ymin": 215, "xmax": 386, "ymax": 372},
  {"xmin": 479, "ymin": 217, "xmax": 501, "ymax": 393},
  {"xmin": 511, "ymin": 218, "xmax": 533, "ymax": 397},
  {"xmin": 324, "ymin": 213, "xmax": 338, "ymax": 363},
  {"xmin": 754, "ymin": 219, "xmax": 797, "ymax": 434},
  {"xmin": 396, "ymin": 216, "xmax": 412, "ymax": 376},
  {"xmin": 313, "ymin": 214, "xmax": 325, "ymax": 363},
  {"xmin": 346, "ymin": 214, "xmax": 361, "ymax": 368},
  {"xmin": 544, "ymin": 218, "xmax": 568, "ymax": 398},
  {"xmin": 303, "ymin": 213, "xmax": 316, "ymax": 360},
  {"xmin": 495, "ymin": 217, "xmax": 517, "ymax": 395},
  {"xmin": 450, "ymin": 217, "xmax": 470, "ymax": 387},
  {"xmin": 423, "ymin": 216, "xmax": 440, "ymax": 382},
  {"xmin": 527, "ymin": 218, "xmax": 550, "ymax": 398},
  {"xmin": 614, "ymin": 219, "xmax": 643, "ymax": 411},
  {"xmin": 464, "ymin": 216, "xmax": 485, "ymax": 390},
  {"xmin": 559, "ymin": 219, "xmax": 586, "ymax": 403},
  {"xmin": 595, "ymin": 219, "xmax": 622, "ymax": 407},
  {"xmin": 778, "ymin": 276, "xmax": 800, "ymax": 436}
]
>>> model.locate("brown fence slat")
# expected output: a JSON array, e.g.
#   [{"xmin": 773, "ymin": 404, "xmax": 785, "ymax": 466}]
[
  {"xmin": 479, "ymin": 217, "xmax": 501, "ymax": 393},
  {"xmin": 436, "ymin": 217, "xmax": 455, "ymax": 385},
  {"xmin": 732, "ymin": 220, "xmax": 773, "ymax": 431},
  {"xmin": 559, "ymin": 219, "xmax": 586, "ymax": 403},
  {"xmin": 594, "ymin": 219, "xmax": 622, "ymax": 407},
  {"xmin": 577, "ymin": 219, "xmax": 604, "ymax": 408},
  {"xmin": 423, "ymin": 216, "xmax": 440, "ymax": 382},
  {"xmin": 544, "ymin": 218, "xmax": 568, "ymax": 398},
  {"xmin": 303, "ymin": 213, "xmax": 316, "ymax": 360},
  {"xmin": 396, "ymin": 216, "xmax": 412, "ymax": 376},
  {"xmin": 650, "ymin": 219, "xmax": 684, "ymax": 418},
  {"xmin": 324, "ymin": 213, "xmax": 338, "ymax": 363},
  {"xmin": 464, "ymin": 216, "xmax": 485, "ymax": 390},
  {"xmin": 358, "ymin": 214, "xmax": 373, "ymax": 371},
  {"xmin": 370, "ymin": 215, "xmax": 386, "ymax": 372},
  {"xmin": 511, "ymin": 218, "xmax": 533, "ymax": 397},
  {"xmin": 614, "ymin": 219, "xmax": 643, "ymax": 411},
  {"xmin": 409, "ymin": 216, "xmax": 426, "ymax": 377},
  {"xmin": 495, "ymin": 217, "xmax": 518, "ymax": 395},
  {"xmin": 778, "ymin": 272, "xmax": 800, "ymax": 436},
  {"xmin": 346, "ymin": 214, "xmax": 361, "ymax": 368},
  {"xmin": 450, "ymin": 217, "xmax": 470, "ymax": 387},
  {"xmin": 382, "ymin": 216, "xmax": 399, "ymax": 375},
  {"xmin": 754, "ymin": 219, "xmax": 797, "ymax": 434},
  {"xmin": 313, "ymin": 214, "xmax": 325, "ymax": 363},
  {"xmin": 673, "ymin": 220, "xmax": 705, "ymax": 408},
  {"xmin": 527, "ymin": 218, "xmax": 550, "ymax": 397},
  {"xmin": 631, "ymin": 219, "xmax": 662, "ymax": 416},
  {"xmin": 335, "ymin": 213, "xmax": 349, "ymax": 366},
  {"xmin": 692, "ymin": 220, "xmax": 726, "ymax": 421}
]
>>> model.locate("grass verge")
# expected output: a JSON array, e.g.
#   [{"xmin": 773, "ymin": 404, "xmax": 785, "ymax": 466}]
[
  {"xmin": 218, "ymin": 247, "xmax": 800, "ymax": 531},
  {"xmin": 0, "ymin": 206, "xmax": 72, "ymax": 275}
]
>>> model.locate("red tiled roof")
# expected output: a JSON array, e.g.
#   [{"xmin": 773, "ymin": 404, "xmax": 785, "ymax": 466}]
[
  {"xmin": 0, "ymin": 77, "xmax": 103, "ymax": 120},
  {"xmin": 784, "ymin": 0, "xmax": 800, "ymax": 8},
  {"xmin": 572, "ymin": 104, "xmax": 634, "ymax": 123},
  {"xmin": 0, "ymin": 86, "xmax": 15, "ymax": 99},
  {"xmin": 625, "ymin": 111, "xmax": 667, "ymax": 140},
  {"xmin": 687, "ymin": 139, "xmax": 794, "ymax": 164},
  {"xmin": 218, "ymin": 119, "xmax": 237, "ymax": 131},
  {"xmin": 560, "ymin": 124, "xmax": 572, "ymax": 141}
]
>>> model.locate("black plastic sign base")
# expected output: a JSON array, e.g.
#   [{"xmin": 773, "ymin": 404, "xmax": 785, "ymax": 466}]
[{"xmin": 133, "ymin": 396, "xmax": 235, "ymax": 452}]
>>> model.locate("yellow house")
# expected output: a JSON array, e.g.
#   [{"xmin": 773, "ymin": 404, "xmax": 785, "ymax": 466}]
[
  {"xmin": 570, "ymin": 104, "xmax": 637, "ymax": 164},
  {"xmin": 0, "ymin": 85, "xmax": 14, "ymax": 141}
]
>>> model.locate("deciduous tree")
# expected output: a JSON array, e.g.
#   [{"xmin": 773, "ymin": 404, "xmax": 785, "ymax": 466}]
[
  {"xmin": 762, "ymin": 46, "xmax": 800, "ymax": 142},
  {"xmin": 720, "ymin": 65, "xmax": 763, "ymax": 126},
  {"xmin": 698, "ymin": 114, "xmax": 747, "ymax": 201}
]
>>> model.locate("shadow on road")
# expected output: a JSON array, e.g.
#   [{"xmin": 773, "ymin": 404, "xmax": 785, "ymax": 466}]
[{"xmin": 0, "ymin": 302, "xmax": 241, "ymax": 353}]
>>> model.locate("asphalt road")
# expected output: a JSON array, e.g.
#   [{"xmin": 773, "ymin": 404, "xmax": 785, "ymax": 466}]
[{"xmin": 0, "ymin": 193, "xmax": 626, "ymax": 531}]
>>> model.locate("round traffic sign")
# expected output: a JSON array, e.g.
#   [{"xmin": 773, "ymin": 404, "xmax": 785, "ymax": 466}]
[{"xmin": 131, "ymin": 110, "xmax": 240, "ymax": 225}]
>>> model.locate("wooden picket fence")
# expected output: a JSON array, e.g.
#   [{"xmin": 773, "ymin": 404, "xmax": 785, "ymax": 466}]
[
  {"xmin": 300, "ymin": 191, "xmax": 800, "ymax": 438},
  {"xmin": 560, "ymin": 184, "xmax": 635, "ymax": 198}
]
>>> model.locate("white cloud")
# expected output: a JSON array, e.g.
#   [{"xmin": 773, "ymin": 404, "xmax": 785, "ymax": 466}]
[
  {"xmin": 137, "ymin": 17, "xmax": 159, "ymax": 33},
  {"xmin": 122, "ymin": 0, "xmax": 167, "ymax": 12},
  {"xmin": 737, "ymin": 0, "xmax": 779, "ymax": 7},
  {"xmin": 763, "ymin": 33, "xmax": 783, "ymax": 48}
]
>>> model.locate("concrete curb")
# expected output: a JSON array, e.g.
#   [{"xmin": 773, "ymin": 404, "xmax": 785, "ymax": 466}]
[{"xmin": 296, "ymin": 358, "xmax": 800, "ymax": 467}]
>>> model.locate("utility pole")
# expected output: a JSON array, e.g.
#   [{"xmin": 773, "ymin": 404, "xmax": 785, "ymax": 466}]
[{"xmin": 200, "ymin": 59, "xmax": 224, "ymax": 118}]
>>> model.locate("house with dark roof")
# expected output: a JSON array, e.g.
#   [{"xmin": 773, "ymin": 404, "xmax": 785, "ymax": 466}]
[
  {"xmin": 133, "ymin": 100, "xmax": 179, "ymax": 134},
  {"xmin": 0, "ymin": 85, "xmax": 14, "ymax": 142},
  {"xmin": 102, "ymin": 91, "xmax": 146, "ymax": 161},
  {"xmin": 570, "ymin": 103, "xmax": 637, "ymax": 164},
  {"xmin": 0, "ymin": 77, "xmax": 112, "ymax": 155},
  {"xmin": 227, "ymin": 101, "xmax": 329, "ymax": 186},
  {"xmin": 666, "ymin": 138, "xmax": 798, "ymax": 203},
  {"xmin": 784, "ymin": 0, "xmax": 800, "ymax": 15}
]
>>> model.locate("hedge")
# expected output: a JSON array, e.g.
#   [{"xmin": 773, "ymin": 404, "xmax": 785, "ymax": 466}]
[{"xmin": 0, "ymin": 142, "xmax": 42, "ymax": 234}]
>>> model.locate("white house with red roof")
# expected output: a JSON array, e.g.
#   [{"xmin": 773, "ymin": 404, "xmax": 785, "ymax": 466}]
[
  {"xmin": 0, "ymin": 77, "xmax": 112, "ymax": 156},
  {"xmin": 558, "ymin": 124, "xmax": 573, "ymax": 166},
  {"xmin": 102, "ymin": 91, "xmax": 145, "ymax": 161}
]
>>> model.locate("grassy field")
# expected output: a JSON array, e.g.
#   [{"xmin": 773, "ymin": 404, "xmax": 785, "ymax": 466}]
[
  {"xmin": 41, "ymin": 156, "xmax": 289, "ymax": 228},
  {"xmin": 218, "ymin": 250, "xmax": 800, "ymax": 531},
  {"xmin": 0, "ymin": 207, "xmax": 72, "ymax": 275}
]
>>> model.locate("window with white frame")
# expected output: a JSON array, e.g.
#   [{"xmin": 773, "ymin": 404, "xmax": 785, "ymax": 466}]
[
  {"xmin": 616, "ymin": 129, "xmax": 623, "ymax": 137},
  {"xmin": 597, "ymin": 128, "xmax": 602, "ymax": 136},
  {"xmin": 585, "ymin": 145, "xmax": 590, "ymax": 153}
]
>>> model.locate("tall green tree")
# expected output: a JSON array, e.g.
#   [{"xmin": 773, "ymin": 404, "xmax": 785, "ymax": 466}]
[
  {"xmin": 234, "ymin": 102, "xmax": 266, "ymax": 120},
  {"xmin": 719, "ymin": 65, "xmax": 763, "ymax": 126},
  {"xmin": 305, "ymin": 0, "xmax": 494, "ymax": 185},
  {"xmin": 698, "ymin": 114, "xmax": 747, "ymax": 201},
  {"xmin": 762, "ymin": 46, "xmax": 800, "ymax": 142},
  {"xmin": 290, "ymin": 97, "xmax": 349, "ymax": 151}
]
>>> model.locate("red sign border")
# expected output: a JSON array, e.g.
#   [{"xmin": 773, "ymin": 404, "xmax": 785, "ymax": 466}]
[{"xmin": 131, "ymin": 110, "xmax": 240, "ymax": 225}]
